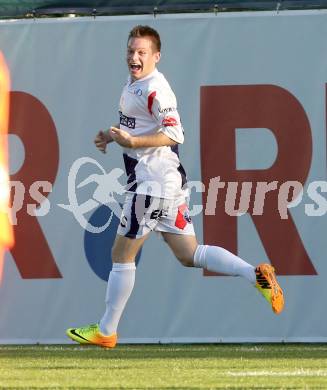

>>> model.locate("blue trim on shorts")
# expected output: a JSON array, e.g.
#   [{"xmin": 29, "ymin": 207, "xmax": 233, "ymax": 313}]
[{"xmin": 125, "ymin": 194, "xmax": 152, "ymax": 239}]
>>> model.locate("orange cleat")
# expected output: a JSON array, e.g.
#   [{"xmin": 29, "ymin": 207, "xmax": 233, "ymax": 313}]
[
  {"xmin": 255, "ymin": 263, "xmax": 284, "ymax": 315},
  {"xmin": 66, "ymin": 323, "xmax": 117, "ymax": 348}
]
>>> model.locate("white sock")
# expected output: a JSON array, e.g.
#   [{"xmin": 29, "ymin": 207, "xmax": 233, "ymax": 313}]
[
  {"xmin": 193, "ymin": 245, "xmax": 256, "ymax": 284},
  {"xmin": 99, "ymin": 262, "xmax": 136, "ymax": 336}
]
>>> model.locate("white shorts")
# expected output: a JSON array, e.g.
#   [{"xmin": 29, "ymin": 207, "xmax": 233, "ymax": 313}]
[{"xmin": 117, "ymin": 193, "xmax": 195, "ymax": 239}]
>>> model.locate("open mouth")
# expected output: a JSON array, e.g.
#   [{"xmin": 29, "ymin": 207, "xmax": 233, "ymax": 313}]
[{"xmin": 130, "ymin": 63, "xmax": 142, "ymax": 71}]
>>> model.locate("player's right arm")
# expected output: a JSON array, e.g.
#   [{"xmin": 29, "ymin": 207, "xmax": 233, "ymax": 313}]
[{"xmin": 94, "ymin": 124, "xmax": 119, "ymax": 154}]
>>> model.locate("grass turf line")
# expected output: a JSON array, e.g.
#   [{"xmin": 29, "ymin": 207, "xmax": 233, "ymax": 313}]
[{"xmin": 0, "ymin": 344, "xmax": 326, "ymax": 389}]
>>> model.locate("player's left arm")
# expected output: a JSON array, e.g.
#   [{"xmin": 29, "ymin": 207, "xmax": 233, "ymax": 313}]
[
  {"xmin": 109, "ymin": 127, "xmax": 176, "ymax": 148},
  {"xmin": 149, "ymin": 88, "xmax": 184, "ymax": 144}
]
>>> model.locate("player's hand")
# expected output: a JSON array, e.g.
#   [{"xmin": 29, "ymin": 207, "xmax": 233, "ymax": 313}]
[
  {"xmin": 94, "ymin": 130, "xmax": 109, "ymax": 153},
  {"xmin": 110, "ymin": 127, "xmax": 134, "ymax": 148}
]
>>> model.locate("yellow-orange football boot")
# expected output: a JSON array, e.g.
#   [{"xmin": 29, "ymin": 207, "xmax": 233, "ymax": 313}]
[
  {"xmin": 66, "ymin": 323, "xmax": 117, "ymax": 348},
  {"xmin": 255, "ymin": 263, "xmax": 284, "ymax": 315}
]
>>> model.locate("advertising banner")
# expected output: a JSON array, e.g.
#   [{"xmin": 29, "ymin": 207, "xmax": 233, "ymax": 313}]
[{"xmin": 0, "ymin": 10, "xmax": 326, "ymax": 343}]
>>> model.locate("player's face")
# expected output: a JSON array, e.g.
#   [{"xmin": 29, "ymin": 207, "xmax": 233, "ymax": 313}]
[{"xmin": 127, "ymin": 37, "xmax": 160, "ymax": 81}]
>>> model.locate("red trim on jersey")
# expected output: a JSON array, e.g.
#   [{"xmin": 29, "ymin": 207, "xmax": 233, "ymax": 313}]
[{"xmin": 148, "ymin": 91, "xmax": 156, "ymax": 115}]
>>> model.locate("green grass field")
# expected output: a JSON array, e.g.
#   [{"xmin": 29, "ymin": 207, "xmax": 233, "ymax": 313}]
[{"xmin": 0, "ymin": 344, "xmax": 327, "ymax": 389}]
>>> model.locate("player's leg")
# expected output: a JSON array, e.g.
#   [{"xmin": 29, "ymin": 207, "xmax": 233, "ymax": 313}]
[
  {"xmin": 67, "ymin": 193, "xmax": 151, "ymax": 347},
  {"xmin": 162, "ymin": 232, "xmax": 284, "ymax": 314},
  {"xmin": 111, "ymin": 233, "xmax": 148, "ymax": 262},
  {"xmin": 98, "ymin": 233, "xmax": 148, "ymax": 336},
  {"xmin": 99, "ymin": 193, "xmax": 157, "ymax": 337},
  {"xmin": 158, "ymin": 198, "xmax": 256, "ymax": 280},
  {"xmin": 162, "ymin": 232, "xmax": 255, "ymax": 282},
  {"xmin": 161, "ymin": 233, "xmax": 198, "ymax": 267},
  {"xmin": 66, "ymin": 234, "xmax": 147, "ymax": 348}
]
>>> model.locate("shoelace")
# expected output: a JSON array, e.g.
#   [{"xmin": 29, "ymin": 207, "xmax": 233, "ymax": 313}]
[
  {"xmin": 256, "ymin": 269, "xmax": 271, "ymax": 289},
  {"xmin": 79, "ymin": 324, "xmax": 98, "ymax": 336}
]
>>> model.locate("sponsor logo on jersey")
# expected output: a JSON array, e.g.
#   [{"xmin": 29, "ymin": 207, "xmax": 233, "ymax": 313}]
[
  {"xmin": 134, "ymin": 88, "xmax": 142, "ymax": 96},
  {"xmin": 127, "ymin": 87, "xmax": 142, "ymax": 96},
  {"xmin": 119, "ymin": 111, "xmax": 136, "ymax": 129},
  {"xmin": 162, "ymin": 116, "xmax": 178, "ymax": 127},
  {"xmin": 158, "ymin": 106, "xmax": 176, "ymax": 114}
]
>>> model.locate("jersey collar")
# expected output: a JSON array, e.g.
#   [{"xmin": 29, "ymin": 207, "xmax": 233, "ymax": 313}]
[{"xmin": 128, "ymin": 68, "xmax": 158, "ymax": 85}]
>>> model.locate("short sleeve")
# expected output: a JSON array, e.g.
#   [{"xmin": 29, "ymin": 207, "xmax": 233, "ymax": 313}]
[{"xmin": 148, "ymin": 89, "xmax": 184, "ymax": 144}]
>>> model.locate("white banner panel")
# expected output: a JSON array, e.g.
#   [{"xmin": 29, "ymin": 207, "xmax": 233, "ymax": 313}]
[{"xmin": 0, "ymin": 10, "xmax": 326, "ymax": 343}]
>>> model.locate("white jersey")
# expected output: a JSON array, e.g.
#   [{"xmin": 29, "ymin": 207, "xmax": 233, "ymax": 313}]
[{"xmin": 118, "ymin": 68, "xmax": 187, "ymax": 199}]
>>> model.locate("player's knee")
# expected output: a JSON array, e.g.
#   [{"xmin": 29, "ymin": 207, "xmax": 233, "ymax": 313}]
[
  {"xmin": 176, "ymin": 253, "xmax": 194, "ymax": 267},
  {"xmin": 111, "ymin": 242, "xmax": 130, "ymax": 262}
]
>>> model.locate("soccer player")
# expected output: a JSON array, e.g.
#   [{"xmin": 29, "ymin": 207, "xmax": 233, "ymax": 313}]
[{"xmin": 67, "ymin": 25, "xmax": 284, "ymax": 348}]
